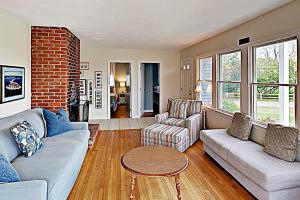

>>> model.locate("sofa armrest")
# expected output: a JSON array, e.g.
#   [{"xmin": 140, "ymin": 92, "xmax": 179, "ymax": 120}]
[
  {"xmin": 154, "ymin": 112, "xmax": 169, "ymax": 123},
  {"xmin": 185, "ymin": 113, "xmax": 202, "ymax": 145},
  {"xmin": 71, "ymin": 122, "xmax": 89, "ymax": 130},
  {"xmin": 0, "ymin": 180, "xmax": 47, "ymax": 200}
]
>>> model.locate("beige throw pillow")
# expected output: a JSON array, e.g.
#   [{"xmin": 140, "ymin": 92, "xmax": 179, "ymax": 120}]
[
  {"xmin": 264, "ymin": 123, "xmax": 298, "ymax": 162},
  {"xmin": 227, "ymin": 112, "xmax": 253, "ymax": 140}
]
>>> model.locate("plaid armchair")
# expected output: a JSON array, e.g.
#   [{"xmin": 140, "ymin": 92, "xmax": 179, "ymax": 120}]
[{"xmin": 154, "ymin": 98, "xmax": 203, "ymax": 145}]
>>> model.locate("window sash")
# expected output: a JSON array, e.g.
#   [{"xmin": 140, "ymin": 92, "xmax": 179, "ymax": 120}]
[
  {"xmin": 217, "ymin": 82, "xmax": 241, "ymax": 112},
  {"xmin": 252, "ymin": 38, "xmax": 298, "ymax": 85},
  {"xmin": 199, "ymin": 57, "xmax": 213, "ymax": 81},
  {"xmin": 251, "ymin": 37, "xmax": 298, "ymax": 126},
  {"xmin": 251, "ymin": 83, "xmax": 296, "ymax": 126},
  {"xmin": 218, "ymin": 50, "xmax": 242, "ymax": 82}
]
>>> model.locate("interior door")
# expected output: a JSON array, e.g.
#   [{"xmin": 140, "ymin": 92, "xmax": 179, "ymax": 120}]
[
  {"xmin": 127, "ymin": 65, "xmax": 132, "ymax": 118},
  {"xmin": 139, "ymin": 64, "xmax": 145, "ymax": 117},
  {"xmin": 181, "ymin": 59, "xmax": 193, "ymax": 99}
]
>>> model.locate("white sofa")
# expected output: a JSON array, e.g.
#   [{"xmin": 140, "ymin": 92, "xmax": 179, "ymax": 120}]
[{"xmin": 200, "ymin": 128, "xmax": 300, "ymax": 200}]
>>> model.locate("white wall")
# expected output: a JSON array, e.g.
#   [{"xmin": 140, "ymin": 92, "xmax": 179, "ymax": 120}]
[
  {"xmin": 80, "ymin": 45, "xmax": 180, "ymax": 119},
  {"xmin": 0, "ymin": 9, "xmax": 31, "ymax": 118}
]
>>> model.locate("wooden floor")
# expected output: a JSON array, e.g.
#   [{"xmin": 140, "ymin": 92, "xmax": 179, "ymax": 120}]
[
  {"xmin": 112, "ymin": 105, "xmax": 129, "ymax": 118},
  {"xmin": 68, "ymin": 130, "xmax": 254, "ymax": 200},
  {"xmin": 141, "ymin": 112, "xmax": 154, "ymax": 117}
]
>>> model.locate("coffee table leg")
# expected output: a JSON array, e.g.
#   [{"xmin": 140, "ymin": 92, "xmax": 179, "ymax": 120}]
[
  {"xmin": 175, "ymin": 173, "xmax": 181, "ymax": 200},
  {"xmin": 130, "ymin": 173, "xmax": 137, "ymax": 199}
]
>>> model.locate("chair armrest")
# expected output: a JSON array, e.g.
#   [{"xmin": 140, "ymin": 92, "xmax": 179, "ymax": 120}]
[
  {"xmin": 154, "ymin": 112, "xmax": 169, "ymax": 123},
  {"xmin": 71, "ymin": 122, "xmax": 89, "ymax": 130},
  {"xmin": 0, "ymin": 180, "xmax": 47, "ymax": 200},
  {"xmin": 185, "ymin": 113, "xmax": 203, "ymax": 145}
]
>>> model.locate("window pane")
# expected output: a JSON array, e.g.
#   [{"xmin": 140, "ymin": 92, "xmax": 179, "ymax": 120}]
[
  {"xmin": 200, "ymin": 81, "xmax": 212, "ymax": 105},
  {"xmin": 218, "ymin": 83, "xmax": 240, "ymax": 112},
  {"xmin": 253, "ymin": 85, "xmax": 295, "ymax": 126},
  {"xmin": 220, "ymin": 51, "xmax": 241, "ymax": 82},
  {"xmin": 200, "ymin": 57, "xmax": 212, "ymax": 81},
  {"xmin": 255, "ymin": 39, "xmax": 297, "ymax": 84}
]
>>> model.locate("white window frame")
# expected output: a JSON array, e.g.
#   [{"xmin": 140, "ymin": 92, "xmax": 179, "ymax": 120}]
[
  {"xmin": 198, "ymin": 56, "xmax": 213, "ymax": 106},
  {"xmin": 250, "ymin": 36, "xmax": 298, "ymax": 126},
  {"xmin": 217, "ymin": 49, "xmax": 242, "ymax": 113}
]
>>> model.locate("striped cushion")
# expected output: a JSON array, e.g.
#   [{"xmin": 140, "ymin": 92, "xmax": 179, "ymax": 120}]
[
  {"xmin": 167, "ymin": 98, "xmax": 173, "ymax": 111},
  {"xmin": 167, "ymin": 98, "xmax": 202, "ymax": 117},
  {"xmin": 161, "ymin": 118, "xmax": 186, "ymax": 127},
  {"xmin": 142, "ymin": 123, "xmax": 189, "ymax": 144},
  {"xmin": 187, "ymin": 100, "xmax": 202, "ymax": 116},
  {"xmin": 168, "ymin": 100, "xmax": 188, "ymax": 119},
  {"xmin": 141, "ymin": 136, "xmax": 189, "ymax": 152}
]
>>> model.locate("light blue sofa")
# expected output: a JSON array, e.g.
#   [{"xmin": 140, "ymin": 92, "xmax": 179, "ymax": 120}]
[{"xmin": 0, "ymin": 108, "xmax": 90, "ymax": 200}]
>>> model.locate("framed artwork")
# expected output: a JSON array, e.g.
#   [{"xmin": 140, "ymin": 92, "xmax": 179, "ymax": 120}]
[
  {"xmin": 80, "ymin": 79, "xmax": 86, "ymax": 95},
  {"xmin": 80, "ymin": 70, "xmax": 84, "ymax": 77},
  {"xmin": 0, "ymin": 66, "xmax": 25, "ymax": 103},
  {"xmin": 80, "ymin": 62, "xmax": 89, "ymax": 70},
  {"xmin": 87, "ymin": 80, "xmax": 93, "ymax": 104},
  {"xmin": 95, "ymin": 89, "xmax": 102, "ymax": 109},
  {"xmin": 95, "ymin": 71, "xmax": 102, "ymax": 89}
]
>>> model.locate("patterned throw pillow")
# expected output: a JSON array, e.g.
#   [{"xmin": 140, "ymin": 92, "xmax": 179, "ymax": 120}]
[
  {"xmin": 264, "ymin": 123, "xmax": 298, "ymax": 162},
  {"xmin": 10, "ymin": 121, "xmax": 43, "ymax": 157},
  {"xmin": 169, "ymin": 100, "xmax": 188, "ymax": 119},
  {"xmin": 227, "ymin": 112, "xmax": 253, "ymax": 140}
]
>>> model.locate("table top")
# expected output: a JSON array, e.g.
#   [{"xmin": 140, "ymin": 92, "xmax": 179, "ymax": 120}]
[{"xmin": 121, "ymin": 146, "xmax": 188, "ymax": 176}]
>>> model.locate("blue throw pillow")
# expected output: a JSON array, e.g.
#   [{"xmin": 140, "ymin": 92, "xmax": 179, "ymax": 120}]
[
  {"xmin": 43, "ymin": 108, "xmax": 73, "ymax": 137},
  {"xmin": 10, "ymin": 121, "xmax": 43, "ymax": 157},
  {"xmin": 0, "ymin": 154, "xmax": 21, "ymax": 183}
]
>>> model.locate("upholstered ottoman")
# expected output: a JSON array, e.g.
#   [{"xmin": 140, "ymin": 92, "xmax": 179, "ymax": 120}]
[{"xmin": 141, "ymin": 123, "xmax": 190, "ymax": 152}]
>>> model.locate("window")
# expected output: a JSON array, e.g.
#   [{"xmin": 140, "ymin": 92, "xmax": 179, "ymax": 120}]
[
  {"xmin": 252, "ymin": 38, "xmax": 297, "ymax": 126},
  {"xmin": 199, "ymin": 57, "xmax": 213, "ymax": 105},
  {"xmin": 217, "ymin": 51, "xmax": 241, "ymax": 113}
]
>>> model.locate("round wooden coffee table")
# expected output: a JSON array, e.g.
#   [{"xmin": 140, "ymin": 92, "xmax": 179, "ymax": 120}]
[{"xmin": 121, "ymin": 146, "xmax": 188, "ymax": 200}]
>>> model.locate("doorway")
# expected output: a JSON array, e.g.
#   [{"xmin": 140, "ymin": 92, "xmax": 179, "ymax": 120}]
[
  {"xmin": 109, "ymin": 62, "xmax": 131, "ymax": 118},
  {"xmin": 139, "ymin": 62, "xmax": 160, "ymax": 117}
]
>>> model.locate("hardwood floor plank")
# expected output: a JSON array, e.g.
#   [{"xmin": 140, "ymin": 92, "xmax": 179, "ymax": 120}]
[{"xmin": 69, "ymin": 129, "xmax": 254, "ymax": 200}]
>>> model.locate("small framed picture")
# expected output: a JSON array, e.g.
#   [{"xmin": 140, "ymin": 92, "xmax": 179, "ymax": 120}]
[
  {"xmin": 80, "ymin": 62, "xmax": 89, "ymax": 70},
  {"xmin": 0, "ymin": 66, "xmax": 25, "ymax": 103},
  {"xmin": 80, "ymin": 79, "xmax": 86, "ymax": 95},
  {"xmin": 95, "ymin": 71, "xmax": 102, "ymax": 89},
  {"xmin": 80, "ymin": 70, "xmax": 84, "ymax": 77},
  {"xmin": 87, "ymin": 80, "xmax": 93, "ymax": 104},
  {"xmin": 95, "ymin": 89, "xmax": 102, "ymax": 109}
]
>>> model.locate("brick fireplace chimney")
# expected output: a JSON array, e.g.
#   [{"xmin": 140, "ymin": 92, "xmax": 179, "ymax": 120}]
[{"xmin": 31, "ymin": 26, "xmax": 80, "ymax": 120}]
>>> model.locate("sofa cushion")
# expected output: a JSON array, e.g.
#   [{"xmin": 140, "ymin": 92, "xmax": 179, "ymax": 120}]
[
  {"xmin": 0, "ymin": 154, "xmax": 20, "ymax": 183},
  {"xmin": 264, "ymin": 123, "xmax": 298, "ymax": 162},
  {"xmin": 227, "ymin": 112, "xmax": 252, "ymax": 141},
  {"xmin": 161, "ymin": 118, "xmax": 186, "ymax": 127},
  {"xmin": 187, "ymin": 100, "xmax": 202, "ymax": 116},
  {"xmin": 169, "ymin": 100, "xmax": 188, "ymax": 119},
  {"xmin": 0, "ymin": 108, "xmax": 46, "ymax": 162},
  {"xmin": 227, "ymin": 140, "xmax": 300, "ymax": 191},
  {"xmin": 10, "ymin": 121, "xmax": 43, "ymax": 157},
  {"xmin": 200, "ymin": 129, "xmax": 244, "ymax": 160},
  {"xmin": 12, "ymin": 129, "xmax": 89, "ymax": 200}
]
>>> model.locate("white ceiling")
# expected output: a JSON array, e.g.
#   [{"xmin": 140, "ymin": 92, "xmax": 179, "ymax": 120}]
[{"xmin": 0, "ymin": 0, "xmax": 293, "ymax": 49}]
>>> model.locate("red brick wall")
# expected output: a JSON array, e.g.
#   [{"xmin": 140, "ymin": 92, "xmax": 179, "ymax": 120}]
[{"xmin": 31, "ymin": 26, "xmax": 80, "ymax": 113}]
